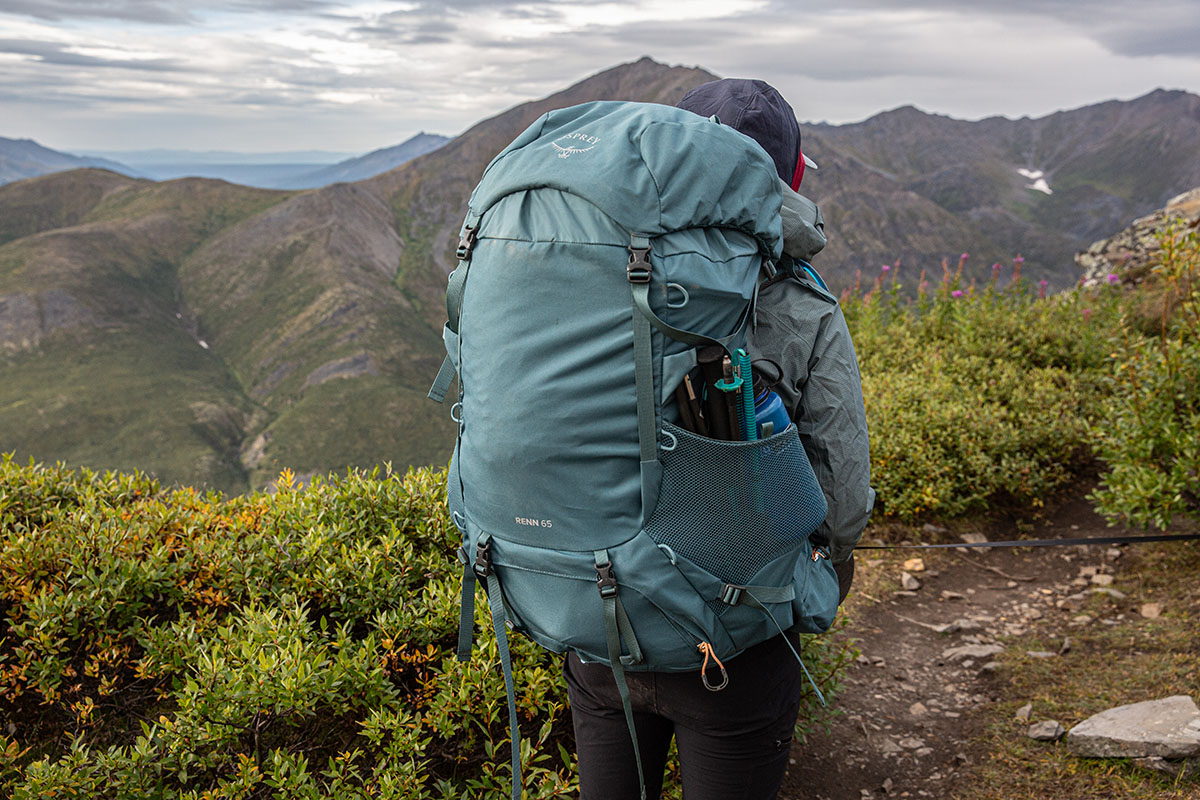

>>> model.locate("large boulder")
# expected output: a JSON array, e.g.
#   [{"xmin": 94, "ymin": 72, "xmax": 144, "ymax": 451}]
[
  {"xmin": 1075, "ymin": 188, "xmax": 1200, "ymax": 287},
  {"xmin": 1066, "ymin": 696, "xmax": 1200, "ymax": 758}
]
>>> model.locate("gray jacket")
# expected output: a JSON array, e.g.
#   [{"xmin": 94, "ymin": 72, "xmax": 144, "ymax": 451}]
[{"xmin": 747, "ymin": 185, "xmax": 874, "ymax": 563}]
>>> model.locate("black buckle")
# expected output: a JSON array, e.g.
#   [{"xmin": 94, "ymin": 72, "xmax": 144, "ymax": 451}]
[
  {"xmin": 595, "ymin": 563, "xmax": 618, "ymax": 598},
  {"xmin": 626, "ymin": 246, "xmax": 651, "ymax": 283},
  {"xmin": 473, "ymin": 540, "xmax": 492, "ymax": 579},
  {"xmin": 720, "ymin": 584, "xmax": 744, "ymax": 606},
  {"xmin": 456, "ymin": 226, "xmax": 478, "ymax": 261}
]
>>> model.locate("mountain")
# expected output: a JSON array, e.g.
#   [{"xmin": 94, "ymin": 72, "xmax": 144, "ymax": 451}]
[
  {"xmin": 0, "ymin": 58, "xmax": 715, "ymax": 493},
  {"xmin": 82, "ymin": 148, "xmax": 358, "ymax": 165},
  {"xmin": 0, "ymin": 137, "xmax": 139, "ymax": 185},
  {"xmin": 801, "ymin": 89, "xmax": 1200, "ymax": 287},
  {"xmin": 4, "ymin": 58, "xmax": 1199, "ymax": 493},
  {"xmin": 273, "ymin": 134, "xmax": 451, "ymax": 189},
  {"xmin": 75, "ymin": 139, "xmax": 449, "ymax": 190}
]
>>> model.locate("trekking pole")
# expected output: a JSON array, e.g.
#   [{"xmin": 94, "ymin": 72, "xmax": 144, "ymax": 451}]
[{"xmin": 736, "ymin": 349, "xmax": 756, "ymax": 441}]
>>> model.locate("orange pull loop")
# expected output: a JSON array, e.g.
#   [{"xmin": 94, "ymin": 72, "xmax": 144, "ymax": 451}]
[{"xmin": 697, "ymin": 641, "xmax": 729, "ymax": 692}]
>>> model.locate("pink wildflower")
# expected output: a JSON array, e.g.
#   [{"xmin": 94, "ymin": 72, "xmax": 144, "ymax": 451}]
[
  {"xmin": 881, "ymin": 264, "xmax": 891, "ymax": 272},
  {"xmin": 951, "ymin": 290, "xmax": 964, "ymax": 298},
  {"xmin": 1038, "ymin": 279, "xmax": 1048, "ymax": 299},
  {"xmin": 1106, "ymin": 273, "xmax": 1120, "ymax": 285},
  {"xmin": 1082, "ymin": 308, "xmax": 1093, "ymax": 323},
  {"xmin": 960, "ymin": 252, "xmax": 969, "ymax": 260}
]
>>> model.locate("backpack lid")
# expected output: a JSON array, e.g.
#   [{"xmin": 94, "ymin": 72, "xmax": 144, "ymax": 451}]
[{"xmin": 469, "ymin": 101, "xmax": 783, "ymax": 260}]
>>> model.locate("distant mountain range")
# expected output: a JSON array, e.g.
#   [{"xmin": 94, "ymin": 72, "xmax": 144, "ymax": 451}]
[
  {"xmin": 3, "ymin": 57, "xmax": 1199, "ymax": 493},
  {"xmin": 0, "ymin": 133, "xmax": 450, "ymax": 189}
]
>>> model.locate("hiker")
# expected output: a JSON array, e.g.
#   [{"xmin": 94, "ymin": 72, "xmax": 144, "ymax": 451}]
[{"xmin": 562, "ymin": 79, "xmax": 875, "ymax": 800}]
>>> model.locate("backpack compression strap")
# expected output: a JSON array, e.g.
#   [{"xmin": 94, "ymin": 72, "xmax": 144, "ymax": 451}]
[
  {"xmin": 429, "ymin": 212, "xmax": 482, "ymax": 403},
  {"xmin": 594, "ymin": 549, "xmax": 648, "ymax": 800},
  {"xmin": 460, "ymin": 533, "xmax": 524, "ymax": 800}
]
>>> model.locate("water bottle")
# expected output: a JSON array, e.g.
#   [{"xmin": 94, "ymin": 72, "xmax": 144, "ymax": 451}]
[{"xmin": 752, "ymin": 371, "xmax": 791, "ymax": 438}]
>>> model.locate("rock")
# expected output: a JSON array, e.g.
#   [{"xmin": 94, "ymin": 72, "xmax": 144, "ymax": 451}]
[
  {"xmin": 1067, "ymin": 696, "xmax": 1200, "ymax": 758},
  {"xmin": 1057, "ymin": 593, "xmax": 1087, "ymax": 610},
  {"xmin": 1105, "ymin": 548, "xmax": 1122, "ymax": 561},
  {"xmin": 1076, "ymin": 188, "xmax": 1200, "ymax": 287},
  {"xmin": 1026, "ymin": 651, "xmax": 1057, "ymax": 659},
  {"xmin": 979, "ymin": 661, "xmax": 999, "ymax": 676},
  {"xmin": 900, "ymin": 572, "xmax": 922, "ymax": 591},
  {"xmin": 860, "ymin": 789, "xmax": 873, "ymax": 799},
  {"xmin": 959, "ymin": 532, "xmax": 990, "ymax": 549},
  {"xmin": 943, "ymin": 644, "xmax": 1004, "ymax": 662},
  {"xmin": 1015, "ymin": 703, "xmax": 1033, "ymax": 722},
  {"xmin": 1028, "ymin": 720, "xmax": 1066, "ymax": 741},
  {"xmin": 1079, "ymin": 566, "xmax": 1100, "ymax": 578},
  {"xmin": 922, "ymin": 523, "xmax": 949, "ymax": 535},
  {"xmin": 881, "ymin": 777, "xmax": 894, "ymax": 794},
  {"xmin": 1059, "ymin": 637, "xmax": 1072, "ymax": 655},
  {"xmin": 903, "ymin": 557, "xmax": 926, "ymax": 573},
  {"xmin": 878, "ymin": 737, "xmax": 903, "ymax": 755},
  {"xmin": 1071, "ymin": 615, "xmax": 1093, "ymax": 626},
  {"xmin": 1027, "ymin": 607, "xmax": 1044, "ymax": 620},
  {"xmin": 909, "ymin": 702, "xmax": 928, "ymax": 716},
  {"xmin": 899, "ymin": 737, "xmax": 925, "ymax": 750},
  {"xmin": 941, "ymin": 590, "xmax": 966, "ymax": 601},
  {"xmin": 1140, "ymin": 603, "xmax": 1162, "ymax": 619},
  {"xmin": 1091, "ymin": 574, "xmax": 1115, "ymax": 587},
  {"xmin": 1091, "ymin": 587, "xmax": 1127, "ymax": 601},
  {"xmin": 915, "ymin": 747, "xmax": 933, "ymax": 757}
]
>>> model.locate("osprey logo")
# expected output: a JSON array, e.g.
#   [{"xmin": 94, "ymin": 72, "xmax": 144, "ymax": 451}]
[{"xmin": 551, "ymin": 131, "xmax": 600, "ymax": 159}]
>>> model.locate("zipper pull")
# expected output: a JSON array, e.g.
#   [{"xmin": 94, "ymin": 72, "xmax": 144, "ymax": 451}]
[{"xmin": 812, "ymin": 547, "xmax": 829, "ymax": 562}]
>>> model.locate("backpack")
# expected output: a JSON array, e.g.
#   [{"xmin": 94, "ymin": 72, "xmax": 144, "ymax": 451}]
[{"xmin": 428, "ymin": 100, "xmax": 839, "ymax": 798}]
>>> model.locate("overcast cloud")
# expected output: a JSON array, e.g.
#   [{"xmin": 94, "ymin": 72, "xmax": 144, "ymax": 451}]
[{"xmin": 1, "ymin": 0, "xmax": 1197, "ymax": 152}]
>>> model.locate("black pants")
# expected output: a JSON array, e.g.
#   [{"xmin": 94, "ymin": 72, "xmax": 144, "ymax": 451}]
[{"xmin": 564, "ymin": 635, "xmax": 806, "ymax": 800}]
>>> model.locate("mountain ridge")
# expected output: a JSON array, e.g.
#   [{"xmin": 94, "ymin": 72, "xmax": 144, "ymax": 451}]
[{"xmin": 3, "ymin": 59, "xmax": 1199, "ymax": 492}]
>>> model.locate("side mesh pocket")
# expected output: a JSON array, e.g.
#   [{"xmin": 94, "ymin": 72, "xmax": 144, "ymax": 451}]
[{"xmin": 645, "ymin": 422, "xmax": 827, "ymax": 588}]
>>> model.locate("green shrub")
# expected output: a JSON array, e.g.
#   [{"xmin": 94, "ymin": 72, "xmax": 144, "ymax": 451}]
[
  {"xmin": 845, "ymin": 271, "xmax": 1121, "ymax": 519},
  {"xmin": 1092, "ymin": 223, "xmax": 1200, "ymax": 529},
  {"xmin": 0, "ymin": 460, "xmax": 576, "ymax": 799}
]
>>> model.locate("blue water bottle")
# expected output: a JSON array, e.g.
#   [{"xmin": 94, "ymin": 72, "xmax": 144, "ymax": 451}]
[{"xmin": 752, "ymin": 371, "xmax": 791, "ymax": 438}]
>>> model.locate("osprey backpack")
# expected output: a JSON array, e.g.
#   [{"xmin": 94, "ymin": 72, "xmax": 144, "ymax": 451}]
[{"xmin": 428, "ymin": 100, "xmax": 838, "ymax": 798}]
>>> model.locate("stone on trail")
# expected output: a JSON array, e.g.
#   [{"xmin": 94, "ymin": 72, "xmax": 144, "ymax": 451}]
[
  {"xmin": 903, "ymin": 557, "xmax": 925, "ymax": 572},
  {"xmin": 900, "ymin": 571, "xmax": 922, "ymax": 591},
  {"xmin": 922, "ymin": 523, "xmax": 949, "ymax": 535},
  {"xmin": 1140, "ymin": 602, "xmax": 1162, "ymax": 619},
  {"xmin": 1015, "ymin": 703, "xmax": 1033, "ymax": 722},
  {"xmin": 942, "ymin": 644, "xmax": 1004, "ymax": 662},
  {"xmin": 1028, "ymin": 720, "xmax": 1066, "ymax": 741},
  {"xmin": 1067, "ymin": 696, "xmax": 1200, "ymax": 758},
  {"xmin": 909, "ymin": 702, "xmax": 928, "ymax": 716},
  {"xmin": 1090, "ymin": 573, "xmax": 1115, "ymax": 587}
]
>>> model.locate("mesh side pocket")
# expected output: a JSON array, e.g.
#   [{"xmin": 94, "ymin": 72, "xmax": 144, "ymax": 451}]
[{"xmin": 645, "ymin": 422, "xmax": 827, "ymax": 587}]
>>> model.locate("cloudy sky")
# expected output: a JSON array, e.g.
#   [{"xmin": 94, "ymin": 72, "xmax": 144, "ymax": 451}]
[{"xmin": 3, "ymin": 0, "xmax": 1200, "ymax": 154}]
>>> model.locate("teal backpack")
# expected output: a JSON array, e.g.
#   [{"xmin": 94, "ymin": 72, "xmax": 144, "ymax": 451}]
[{"xmin": 428, "ymin": 100, "xmax": 839, "ymax": 798}]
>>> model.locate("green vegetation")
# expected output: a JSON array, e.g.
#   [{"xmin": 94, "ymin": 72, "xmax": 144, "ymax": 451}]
[
  {"xmin": 0, "ymin": 460, "xmax": 577, "ymax": 799},
  {"xmin": 845, "ymin": 263, "xmax": 1123, "ymax": 520},
  {"xmin": 1092, "ymin": 222, "xmax": 1200, "ymax": 529}
]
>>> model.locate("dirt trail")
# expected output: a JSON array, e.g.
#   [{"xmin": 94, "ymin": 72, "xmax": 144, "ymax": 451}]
[{"xmin": 780, "ymin": 488, "xmax": 1140, "ymax": 800}]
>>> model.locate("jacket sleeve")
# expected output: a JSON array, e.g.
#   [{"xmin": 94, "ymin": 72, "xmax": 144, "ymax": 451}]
[{"xmin": 748, "ymin": 280, "xmax": 875, "ymax": 563}]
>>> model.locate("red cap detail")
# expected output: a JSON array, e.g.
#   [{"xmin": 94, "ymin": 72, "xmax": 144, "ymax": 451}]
[{"xmin": 790, "ymin": 149, "xmax": 805, "ymax": 191}]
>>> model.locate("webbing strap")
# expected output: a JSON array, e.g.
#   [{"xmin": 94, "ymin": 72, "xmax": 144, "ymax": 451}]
[
  {"xmin": 720, "ymin": 582, "xmax": 794, "ymax": 607},
  {"xmin": 455, "ymin": 561, "xmax": 476, "ymax": 661},
  {"xmin": 595, "ymin": 549, "xmax": 647, "ymax": 800},
  {"xmin": 631, "ymin": 281, "xmax": 743, "ymax": 353},
  {"xmin": 631, "ymin": 290, "xmax": 656, "ymax": 468},
  {"xmin": 745, "ymin": 588, "xmax": 826, "ymax": 707},
  {"xmin": 428, "ymin": 354, "xmax": 456, "ymax": 403},
  {"xmin": 445, "ymin": 264, "xmax": 469, "ymax": 334},
  {"xmin": 484, "ymin": 571, "xmax": 523, "ymax": 800}
]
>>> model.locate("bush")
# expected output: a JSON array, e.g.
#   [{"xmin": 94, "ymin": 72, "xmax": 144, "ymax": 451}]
[
  {"xmin": 844, "ymin": 268, "xmax": 1121, "ymax": 520},
  {"xmin": 1092, "ymin": 223, "xmax": 1200, "ymax": 529},
  {"xmin": 0, "ymin": 460, "xmax": 575, "ymax": 799}
]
